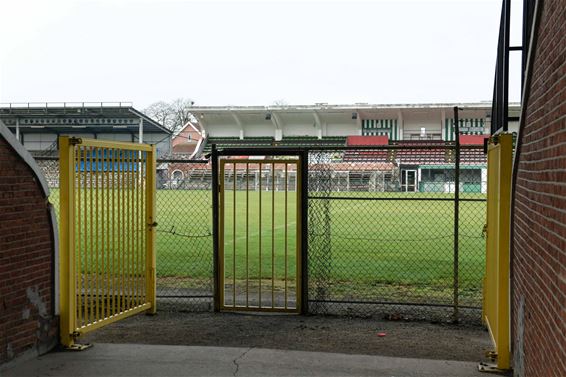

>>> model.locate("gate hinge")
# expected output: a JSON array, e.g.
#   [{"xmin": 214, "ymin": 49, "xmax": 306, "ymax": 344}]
[
  {"xmin": 69, "ymin": 137, "xmax": 83, "ymax": 145},
  {"xmin": 482, "ymin": 224, "xmax": 488, "ymax": 239}
]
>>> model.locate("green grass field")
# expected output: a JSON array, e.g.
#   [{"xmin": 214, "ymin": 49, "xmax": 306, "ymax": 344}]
[{"xmin": 48, "ymin": 188, "xmax": 486, "ymax": 304}]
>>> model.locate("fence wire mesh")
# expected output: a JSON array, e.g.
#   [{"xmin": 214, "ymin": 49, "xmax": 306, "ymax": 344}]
[
  {"xmin": 36, "ymin": 143, "xmax": 486, "ymax": 322},
  {"xmin": 154, "ymin": 160, "xmax": 213, "ymax": 310},
  {"xmin": 307, "ymin": 145, "xmax": 486, "ymax": 322}
]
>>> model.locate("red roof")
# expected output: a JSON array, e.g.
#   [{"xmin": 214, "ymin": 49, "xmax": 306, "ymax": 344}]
[
  {"xmin": 459, "ymin": 135, "xmax": 489, "ymax": 145},
  {"xmin": 346, "ymin": 135, "xmax": 389, "ymax": 146}
]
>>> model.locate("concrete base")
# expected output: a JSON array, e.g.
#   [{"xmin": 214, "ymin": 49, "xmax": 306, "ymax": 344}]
[{"xmin": 2, "ymin": 343, "xmax": 484, "ymax": 377}]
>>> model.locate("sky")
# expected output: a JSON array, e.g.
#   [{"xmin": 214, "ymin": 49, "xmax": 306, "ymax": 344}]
[{"xmin": 0, "ymin": 0, "xmax": 523, "ymax": 110}]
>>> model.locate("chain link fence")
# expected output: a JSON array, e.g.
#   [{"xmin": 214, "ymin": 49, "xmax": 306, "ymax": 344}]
[
  {"xmin": 36, "ymin": 143, "xmax": 486, "ymax": 322},
  {"xmin": 307, "ymin": 144, "xmax": 486, "ymax": 322}
]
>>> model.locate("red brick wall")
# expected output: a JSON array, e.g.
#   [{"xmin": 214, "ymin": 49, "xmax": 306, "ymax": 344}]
[
  {"xmin": 0, "ymin": 135, "xmax": 58, "ymax": 364},
  {"xmin": 512, "ymin": 1, "xmax": 566, "ymax": 376}
]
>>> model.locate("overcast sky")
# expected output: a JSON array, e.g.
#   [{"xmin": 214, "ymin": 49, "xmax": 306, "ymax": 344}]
[{"xmin": 0, "ymin": 0, "xmax": 523, "ymax": 109}]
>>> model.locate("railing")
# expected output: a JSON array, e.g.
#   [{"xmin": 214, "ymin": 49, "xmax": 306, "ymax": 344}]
[{"xmin": 0, "ymin": 101, "xmax": 133, "ymax": 110}]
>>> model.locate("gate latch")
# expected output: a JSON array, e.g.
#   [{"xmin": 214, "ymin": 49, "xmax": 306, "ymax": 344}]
[{"xmin": 148, "ymin": 221, "xmax": 158, "ymax": 228}]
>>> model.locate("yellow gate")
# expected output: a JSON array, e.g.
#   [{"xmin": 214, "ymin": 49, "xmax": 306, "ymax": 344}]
[
  {"xmin": 59, "ymin": 136, "xmax": 156, "ymax": 348},
  {"xmin": 219, "ymin": 159, "xmax": 302, "ymax": 313},
  {"xmin": 481, "ymin": 133, "xmax": 512, "ymax": 371}
]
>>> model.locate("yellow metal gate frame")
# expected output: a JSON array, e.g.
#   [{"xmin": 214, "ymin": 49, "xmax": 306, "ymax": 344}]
[
  {"xmin": 481, "ymin": 133, "xmax": 512, "ymax": 371},
  {"xmin": 219, "ymin": 159, "xmax": 302, "ymax": 313},
  {"xmin": 59, "ymin": 136, "xmax": 156, "ymax": 348}
]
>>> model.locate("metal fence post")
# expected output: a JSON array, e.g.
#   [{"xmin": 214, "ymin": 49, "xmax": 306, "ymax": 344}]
[
  {"xmin": 59, "ymin": 136, "xmax": 76, "ymax": 347},
  {"xmin": 453, "ymin": 106, "xmax": 460, "ymax": 323},
  {"xmin": 211, "ymin": 144, "xmax": 220, "ymax": 312},
  {"xmin": 300, "ymin": 149, "xmax": 309, "ymax": 315},
  {"xmin": 146, "ymin": 145, "xmax": 157, "ymax": 314}
]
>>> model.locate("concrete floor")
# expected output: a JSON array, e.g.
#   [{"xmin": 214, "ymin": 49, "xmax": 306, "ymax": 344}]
[{"xmin": 2, "ymin": 343, "xmax": 485, "ymax": 377}]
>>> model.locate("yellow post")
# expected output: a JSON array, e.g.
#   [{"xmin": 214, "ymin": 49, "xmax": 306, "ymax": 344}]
[
  {"xmin": 496, "ymin": 134, "xmax": 512, "ymax": 370},
  {"xmin": 145, "ymin": 145, "xmax": 157, "ymax": 314},
  {"xmin": 481, "ymin": 133, "xmax": 512, "ymax": 372},
  {"xmin": 59, "ymin": 136, "xmax": 76, "ymax": 347}
]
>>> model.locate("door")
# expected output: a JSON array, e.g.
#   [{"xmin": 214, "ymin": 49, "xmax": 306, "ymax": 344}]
[
  {"xmin": 218, "ymin": 159, "xmax": 302, "ymax": 313},
  {"xmin": 59, "ymin": 136, "xmax": 156, "ymax": 349},
  {"xmin": 401, "ymin": 170, "xmax": 417, "ymax": 192}
]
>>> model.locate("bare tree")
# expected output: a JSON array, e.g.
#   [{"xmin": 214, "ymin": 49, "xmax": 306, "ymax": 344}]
[
  {"xmin": 169, "ymin": 98, "xmax": 195, "ymax": 134},
  {"xmin": 144, "ymin": 98, "xmax": 195, "ymax": 134},
  {"xmin": 144, "ymin": 101, "xmax": 174, "ymax": 130}
]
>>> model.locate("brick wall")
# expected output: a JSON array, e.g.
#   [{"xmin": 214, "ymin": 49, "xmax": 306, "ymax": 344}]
[
  {"xmin": 0, "ymin": 133, "xmax": 58, "ymax": 364},
  {"xmin": 512, "ymin": 1, "xmax": 566, "ymax": 376}
]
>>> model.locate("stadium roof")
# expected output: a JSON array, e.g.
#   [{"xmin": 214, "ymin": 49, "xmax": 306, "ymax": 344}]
[
  {"xmin": 0, "ymin": 102, "xmax": 171, "ymax": 134},
  {"xmin": 189, "ymin": 102, "xmax": 521, "ymax": 129},
  {"xmin": 190, "ymin": 102, "xmax": 521, "ymax": 114}
]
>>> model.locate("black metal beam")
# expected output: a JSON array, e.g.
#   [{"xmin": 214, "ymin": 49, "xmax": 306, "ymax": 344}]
[{"xmin": 211, "ymin": 144, "xmax": 220, "ymax": 312}]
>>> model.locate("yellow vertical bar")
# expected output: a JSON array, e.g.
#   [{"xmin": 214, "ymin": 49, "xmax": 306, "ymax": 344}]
[
  {"xmin": 134, "ymin": 151, "xmax": 140, "ymax": 307},
  {"xmin": 100, "ymin": 148, "xmax": 106, "ymax": 320},
  {"xmin": 246, "ymin": 163, "xmax": 249, "ymax": 308},
  {"xmin": 89, "ymin": 147, "xmax": 94, "ymax": 323},
  {"xmin": 258, "ymin": 162, "xmax": 262, "ymax": 308},
  {"xmin": 271, "ymin": 163, "xmax": 275, "ymax": 308},
  {"xmin": 219, "ymin": 161, "xmax": 225, "ymax": 308},
  {"xmin": 82, "ymin": 147, "xmax": 88, "ymax": 324},
  {"xmin": 126, "ymin": 150, "xmax": 132, "ymax": 310},
  {"xmin": 141, "ymin": 152, "xmax": 147, "ymax": 303},
  {"xmin": 94, "ymin": 147, "xmax": 100, "ymax": 322},
  {"xmin": 59, "ymin": 136, "xmax": 76, "ymax": 347},
  {"xmin": 139, "ymin": 151, "xmax": 144, "ymax": 306},
  {"xmin": 118, "ymin": 149, "xmax": 126, "ymax": 312},
  {"xmin": 146, "ymin": 146, "xmax": 157, "ymax": 314},
  {"xmin": 284, "ymin": 163, "xmax": 288, "ymax": 309},
  {"xmin": 233, "ymin": 163, "xmax": 236, "ymax": 307},
  {"xmin": 111, "ymin": 149, "xmax": 117, "ymax": 315},
  {"xmin": 123, "ymin": 150, "xmax": 129, "ymax": 311},
  {"xmin": 130, "ymin": 149, "xmax": 136, "ymax": 309},
  {"xmin": 76, "ymin": 147, "xmax": 82, "ymax": 327},
  {"xmin": 104, "ymin": 148, "xmax": 112, "ymax": 317},
  {"xmin": 497, "ymin": 134, "xmax": 512, "ymax": 370}
]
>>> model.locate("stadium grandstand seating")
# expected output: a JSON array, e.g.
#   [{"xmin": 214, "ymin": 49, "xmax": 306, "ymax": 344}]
[
  {"xmin": 201, "ymin": 136, "xmax": 274, "ymax": 155},
  {"xmin": 391, "ymin": 140, "xmax": 447, "ymax": 165},
  {"xmin": 198, "ymin": 135, "xmax": 486, "ymax": 166},
  {"xmin": 200, "ymin": 136, "xmax": 346, "ymax": 155},
  {"xmin": 273, "ymin": 136, "xmax": 346, "ymax": 148},
  {"xmin": 342, "ymin": 135, "xmax": 390, "ymax": 162}
]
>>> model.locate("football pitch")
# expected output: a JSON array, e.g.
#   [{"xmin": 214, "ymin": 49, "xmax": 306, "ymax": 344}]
[{"xmin": 48, "ymin": 189, "xmax": 486, "ymax": 300}]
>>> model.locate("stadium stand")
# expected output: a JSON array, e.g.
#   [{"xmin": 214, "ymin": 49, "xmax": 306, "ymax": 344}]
[
  {"xmin": 343, "ymin": 135, "xmax": 390, "ymax": 162},
  {"xmin": 201, "ymin": 136, "xmax": 273, "ymax": 155}
]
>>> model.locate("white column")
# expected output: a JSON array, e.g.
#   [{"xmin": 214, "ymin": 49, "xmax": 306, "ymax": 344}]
[
  {"xmin": 440, "ymin": 109, "xmax": 446, "ymax": 141},
  {"xmin": 138, "ymin": 117, "xmax": 143, "ymax": 144},
  {"xmin": 397, "ymin": 110, "xmax": 404, "ymax": 140},
  {"xmin": 231, "ymin": 113, "xmax": 244, "ymax": 139},
  {"xmin": 313, "ymin": 111, "xmax": 322, "ymax": 139},
  {"xmin": 15, "ymin": 118, "xmax": 20, "ymax": 141}
]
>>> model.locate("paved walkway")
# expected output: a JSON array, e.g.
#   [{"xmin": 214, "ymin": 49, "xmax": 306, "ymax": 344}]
[{"xmin": 3, "ymin": 343, "xmax": 483, "ymax": 377}]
